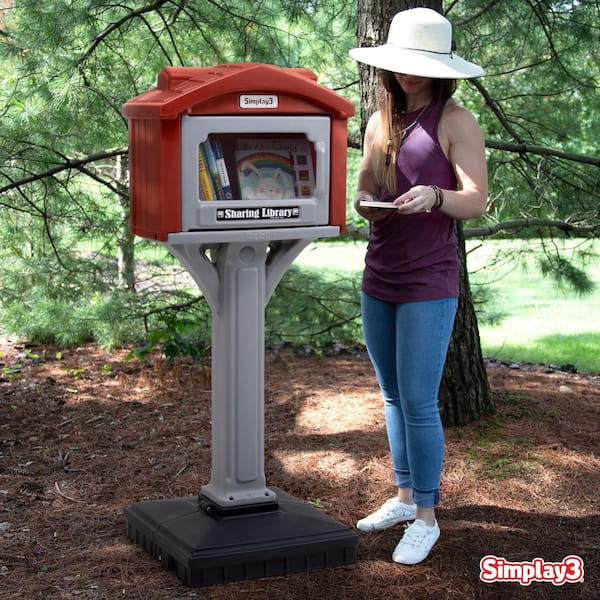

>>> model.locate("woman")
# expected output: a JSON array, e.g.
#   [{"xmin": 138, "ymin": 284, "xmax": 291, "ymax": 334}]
[{"xmin": 349, "ymin": 8, "xmax": 488, "ymax": 565}]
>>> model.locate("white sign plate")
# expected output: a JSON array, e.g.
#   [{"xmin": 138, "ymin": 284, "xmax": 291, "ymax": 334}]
[{"xmin": 239, "ymin": 94, "xmax": 279, "ymax": 109}]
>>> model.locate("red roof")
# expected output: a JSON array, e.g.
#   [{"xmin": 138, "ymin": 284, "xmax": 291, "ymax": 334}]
[{"xmin": 123, "ymin": 63, "xmax": 355, "ymax": 120}]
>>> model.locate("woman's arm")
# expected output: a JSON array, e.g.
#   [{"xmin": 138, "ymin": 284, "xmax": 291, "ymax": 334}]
[
  {"xmin": 353, "ymin": 112, "xmax": 390, "ymax": 222},
  {"xmin": 395, "ymin": 103, "xmax": 488, "ymax": 220}
]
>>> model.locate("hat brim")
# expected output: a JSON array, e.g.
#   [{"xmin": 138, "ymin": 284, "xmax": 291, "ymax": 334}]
[{"xmin": 349, "ymin": 45, "xmax": 483, "ymax": 79}]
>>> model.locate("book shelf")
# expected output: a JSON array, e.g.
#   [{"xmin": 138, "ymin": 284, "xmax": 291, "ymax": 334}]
[
  {"xmin": 198, "ymin": 134, "xmax": 316, "ymax": 202},
  {"xmin": 180, "ymin": 116, "xmax": 330, "ymax": 230}
]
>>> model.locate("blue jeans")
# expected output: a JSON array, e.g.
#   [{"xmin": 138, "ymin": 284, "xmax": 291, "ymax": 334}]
[{"xmin": 361, "ymin": 292, "xmax": 457, "ymax": 508}]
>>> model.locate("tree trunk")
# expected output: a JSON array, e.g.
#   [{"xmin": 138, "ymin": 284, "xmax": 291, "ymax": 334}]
[
  {"xmin": 117, "ymin": 191, "xmax": 136, "ymax": 291},
  {"xmin": 439, "ymin": 223, "xmax": 494, "ymax": 425},
  {"xmin": 355, "ymin": 0, "xmax": 442, "ymax": 134},
  {"xmin": 115, "ymin": 155, "xmax": 136, "ymax": 291},
  {"xmin": 355, "ymin": 0, "xmax": 494, "ymax": 426}
]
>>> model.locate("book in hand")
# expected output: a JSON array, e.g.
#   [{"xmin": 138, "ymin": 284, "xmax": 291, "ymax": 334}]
[
  {"xmin": 235, "ymin": 138, "xmax": 314, "ymax": 201},
  {"xmin": 359, "ymin": 199, "xmax": 398, "ymax": 209}
]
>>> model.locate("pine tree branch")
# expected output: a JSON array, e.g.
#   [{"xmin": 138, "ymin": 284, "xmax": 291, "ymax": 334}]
[
  {"xmin": 0, "ymin": 148, "xmax": 128, "ymax": 195},
  {"xmin": 470, "ymin": 77, "xmax": 599, "ymax": 166},
  {"xmin": 485, "ymin": 140, "xmax": 600, "ymax": 166},
  {"xmin": 346, "ymin": 79, "xmax": 598, "ymax": 167},
  {"xmin": 76, "ymin": 0, "xmax": 172, "ymax": 69},
  {"xmin": 344, "ymin": 218, "xmax": 600, "ymax": 241},
  {"xmin": 524, "ymin": 0, "xmax": 588, "ymax": 88},
  {"xmin": 464, "ymin": 218, "xmax": 600, "ymax": 238},
  {"xmin": 470, "ymin": 78, "xmax": 525, "ymax": 144},
  {"xmin": 449, "ymin": 0, "xmax": 503, "ymax": 24}
]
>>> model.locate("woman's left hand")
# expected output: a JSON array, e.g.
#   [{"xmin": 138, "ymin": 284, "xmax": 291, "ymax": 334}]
[{"xmin": 394, "ymin": 185, "xmax": 436, "ymax": 214}]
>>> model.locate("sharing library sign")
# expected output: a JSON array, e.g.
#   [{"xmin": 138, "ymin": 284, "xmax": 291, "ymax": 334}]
[{"xmin": 216, "ymin": 206, "xmax": 300, "ymax": 222}]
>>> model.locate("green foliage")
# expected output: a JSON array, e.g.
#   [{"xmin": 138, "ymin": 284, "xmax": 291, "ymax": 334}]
[
  {"xmin": 266, "ymin": 264, "xmax": 363, "ymax": 347},
  {"xmin": 0, "ymin": 0, "xmax": 598, "ymax": 358},
  {"xmin": 537, "ymin": 253, "xmax": 595, "ymax": 295},
  {"xmin": 0, "ymin": 0, "xmax": 358, "ymax": 349},
  {"xmin": 122, "ymin": 264, "xmax": 362, "ymax": 361},
  {"xmin": 127, "ymin": 317, "xmax": 209, "ymax": 365},
  {"xmin": 0, "ymin": 283, "xmax": 146, "ymax": 348},
  {"xmin": 344, "ymin": 147, "xmax": 364, "ymax": 230},
  {"xmin": 449, "ymin": 0, "xmax": 599, "ymax": 230}
]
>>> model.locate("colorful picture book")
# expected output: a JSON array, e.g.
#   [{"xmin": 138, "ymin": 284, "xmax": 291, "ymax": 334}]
[
  {"xmin": 236, "ymin": 140, "xmax": 295, "ymax": 200},
  {"xmin": 197, "ymin": 135, "xmax": 315, "ymax": 201}
]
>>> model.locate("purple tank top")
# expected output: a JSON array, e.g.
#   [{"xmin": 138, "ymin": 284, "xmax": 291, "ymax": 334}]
[{"xmin": 362, "ymin": 100, "xmax": 459, "ymax": 303}]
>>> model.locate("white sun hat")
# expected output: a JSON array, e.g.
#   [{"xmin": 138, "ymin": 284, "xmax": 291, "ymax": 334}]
[{"xmin": 349, "ymin": 8, "xmax": 483, "ymax": 79}]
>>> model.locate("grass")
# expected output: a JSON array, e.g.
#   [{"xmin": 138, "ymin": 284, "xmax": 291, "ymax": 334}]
[
  {"xmin": 295, "ymin": 237, "xmax": 600, "ymax": 373},
  {"xmin": 468, "ymin": 238, "xmax": 600, "ymax": 373}
]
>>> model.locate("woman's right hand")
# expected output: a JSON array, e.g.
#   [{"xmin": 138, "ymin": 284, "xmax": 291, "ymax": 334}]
[{"xmin": 354, "ymin": 195, "xmax": 392, "ymax": 222}]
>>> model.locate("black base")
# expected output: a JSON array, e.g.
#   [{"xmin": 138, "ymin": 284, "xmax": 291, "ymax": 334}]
[{"xmin": 125, "ymin": 488, "xmax": 359, "ymax": 586}]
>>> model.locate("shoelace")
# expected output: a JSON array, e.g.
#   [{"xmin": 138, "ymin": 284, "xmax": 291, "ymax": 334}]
[
  {"xmin": 378, "ymin": 499, "xmax": 400, "ymax": 517},
  {"xmin": 402, "ymin": 523, "xmax": 428, "ymax": 547}
]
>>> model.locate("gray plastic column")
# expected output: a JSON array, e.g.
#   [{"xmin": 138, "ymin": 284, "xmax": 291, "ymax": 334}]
[
  {"xmin": 165, "ymin": 228, "xmax": 336, "ymax": 508},
  {"xmin": 203, "ymin": 241, "xmax": 273, "ymax": 506}
]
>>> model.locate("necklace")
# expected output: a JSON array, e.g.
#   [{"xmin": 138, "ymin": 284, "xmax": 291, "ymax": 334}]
[
  {"xmin": 385, "ymin": 101, "xmax": 431, "ymax": 166},
  {"xmin": 400, "ymin": 101, "xmax": 431, "ymax": 138}
]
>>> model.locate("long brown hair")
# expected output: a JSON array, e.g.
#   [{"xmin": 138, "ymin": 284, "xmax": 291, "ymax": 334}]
[{"xmin": 372, "ymin": 71, "xmax": 457, "ymax": 193}]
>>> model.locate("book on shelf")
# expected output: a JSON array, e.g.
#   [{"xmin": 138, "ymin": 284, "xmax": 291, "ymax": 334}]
[
  {"xmin": 289, "ymin": 141, "xmax": 315, "ymax": 198},
  {"xmin": 198, "ymin": 135, "xmax": 316, "ymax": 201},
  {"xmin": 210, "ymin": 138, "xmax": 234, "ymax": 200},
  {"xmin": 198, "ymin": 138, "xmax": 233, "ymax": 201},
  {"xmin": 198, "ymin": 144, "xmax": 216, "ymax": 200},
  {"xmin": 201, "ymin": 140, "xmax": 222, "ymax": 199},
  {"xmin": 235, "ymin": 137, "xmax": 315, "ymax": 201}
]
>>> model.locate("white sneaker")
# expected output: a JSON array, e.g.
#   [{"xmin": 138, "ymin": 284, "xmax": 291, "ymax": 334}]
[
  {"xmin": 356, "ymin": 497, "xmax": 417, "ymax": 532},
  {"xmin": 392, "ymin": 519, "xmax": 440, "ymax": 565}
]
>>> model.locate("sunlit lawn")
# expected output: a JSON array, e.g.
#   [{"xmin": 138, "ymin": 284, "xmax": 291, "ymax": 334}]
[
  {"xmin": 468, "ymin": 238, "xmax": 599, "ymax": 372},
  {"xmin": 296, "ymin": 238, "xmax": 600, "ymax": 373}
]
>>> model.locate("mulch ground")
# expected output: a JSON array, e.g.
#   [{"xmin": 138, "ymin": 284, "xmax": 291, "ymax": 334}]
[{"xmin": 1, "ymin": 337, "xmax": 598, "ymax": 599}]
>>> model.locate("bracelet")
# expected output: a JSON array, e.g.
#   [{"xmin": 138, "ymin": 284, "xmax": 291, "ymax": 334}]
[{"xmin": 431, "ymin": 185, "xmax": 444, "ymax": 210}]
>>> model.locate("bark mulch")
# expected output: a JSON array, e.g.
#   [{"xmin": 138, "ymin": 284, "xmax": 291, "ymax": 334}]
[{"xmin": 1, "ymin": 338, "xmax": 598, "ymax": 599}]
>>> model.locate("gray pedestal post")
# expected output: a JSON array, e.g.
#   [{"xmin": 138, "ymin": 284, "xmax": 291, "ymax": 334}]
[{"xmin": 124, "ymin": 228, "xmax": 358, "ymax": 585}]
